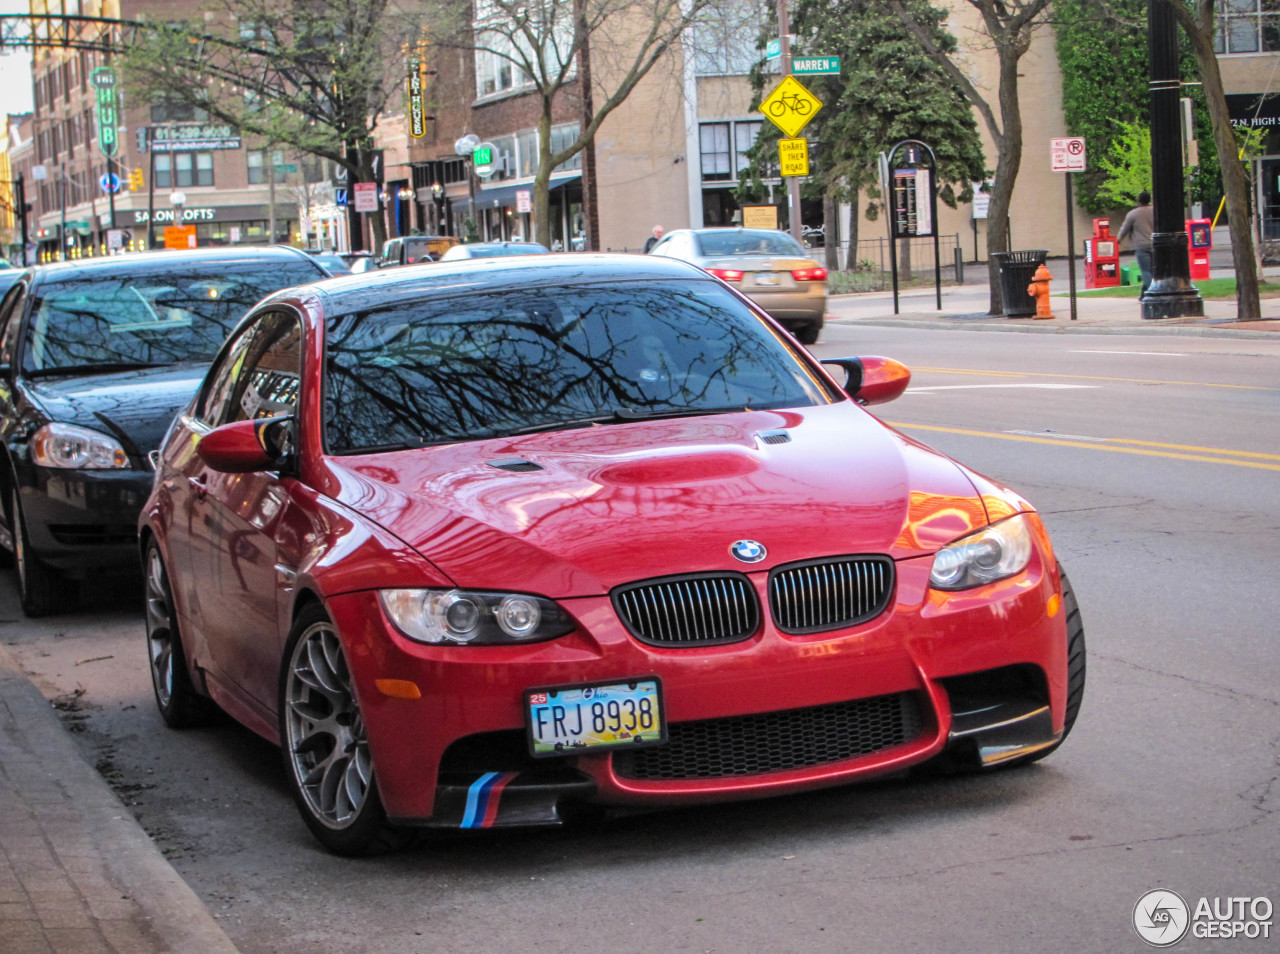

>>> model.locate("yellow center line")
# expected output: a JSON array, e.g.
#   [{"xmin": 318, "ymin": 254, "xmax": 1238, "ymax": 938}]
[
  {"xmin": 886, "ymin": 422, "xmax": 1280, "ymax": 472},
  {"xmin": 914, "ymin": 367, "xmax": 1278, "ymax": 392}
]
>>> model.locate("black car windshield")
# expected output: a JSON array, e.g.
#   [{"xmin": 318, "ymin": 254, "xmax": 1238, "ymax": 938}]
[
  {"xmin": 324, "ymin": 279, "xmax": 832, "ymax": 453},
  {"xmin": 699, "ymin": 230, "xmax": 805, "ymax": 256},
  {"xmin": 23, "ymin": 261, "xmax": 323, "ymax": 373}
]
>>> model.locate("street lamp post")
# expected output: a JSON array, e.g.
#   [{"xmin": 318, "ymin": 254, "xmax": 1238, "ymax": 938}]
[{"xmin": 1143, "ymin": 0, "xmax": 1203, "ymax": 319}]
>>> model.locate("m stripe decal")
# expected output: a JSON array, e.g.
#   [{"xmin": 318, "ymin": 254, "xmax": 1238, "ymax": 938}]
[{"xmin": 461, "ymin": 772, "xmax": 519, "ymax": 829}]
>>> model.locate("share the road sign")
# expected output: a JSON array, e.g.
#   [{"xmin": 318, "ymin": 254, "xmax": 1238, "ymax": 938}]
[{"xmin": 779, "ymin": 139, "xmax": 809, "ymax": 177}]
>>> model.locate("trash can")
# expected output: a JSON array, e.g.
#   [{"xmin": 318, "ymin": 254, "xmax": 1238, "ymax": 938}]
[
  {"xmin": 992, "ymin": 249, "xmax": 1048, "ymax": 318},
  {"xmin": 1120, "ymin": 263, "xmax": 1139, "ymax": 286}
]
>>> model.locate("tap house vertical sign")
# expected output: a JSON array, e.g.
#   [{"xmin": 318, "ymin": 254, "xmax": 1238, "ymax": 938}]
[{"xmin": 408, "ymin": 55, "xmax": 428, "ymax": 139}]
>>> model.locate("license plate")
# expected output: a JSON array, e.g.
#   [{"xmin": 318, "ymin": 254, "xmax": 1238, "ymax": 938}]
[
  {"xmin": 755, "ymin": 273, "xmax": 781, "ymax": 286},
  {"xmin": 525, "ymin": 678, "xmax": 665, "ymax": 757}
]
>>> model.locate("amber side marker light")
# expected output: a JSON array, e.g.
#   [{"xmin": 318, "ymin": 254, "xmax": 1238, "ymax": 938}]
[
  {"xmin": 1046, "ymin": 594, "xmax": 1062, "ymax": 618},
  {"xmin": 375, "ymin": 679, "xmax": 422, "ymax": 699}
]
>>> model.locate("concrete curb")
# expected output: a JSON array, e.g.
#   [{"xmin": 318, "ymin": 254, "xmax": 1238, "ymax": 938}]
[{"xmin": 0, "ymin": 643, "xmax": 240, "ymax": 954}]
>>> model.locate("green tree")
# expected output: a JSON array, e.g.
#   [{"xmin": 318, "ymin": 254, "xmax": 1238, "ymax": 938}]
[
  {"xmin": 737, "ymin": 0, "xmax": 986, "ymax": 272},
  {"xmin": 1054, "ymin": 0, "xmax": 1220, "ymax": 214},
  {"xmin": 1094, "ymin": 120, "xmax": 1152, "ymax": 207},
  {"xmin": 432, "ymin": 0, "xmax": 719, "ymax": 250},
  {"xmin": 886, "ymin": 0, "xmax": 1054, "ymax": 314},
  {"xmin": 118, "ymin": 0, "xmax": 425, "ymax": 251},
  {"xmin": 1158, "ymin": 0, "xmax": 1260, "ymax": 319}
]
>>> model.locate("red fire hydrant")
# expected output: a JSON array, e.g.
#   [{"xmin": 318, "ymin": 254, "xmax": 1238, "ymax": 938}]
[{"xmin": 1027, "ymin": 263, "xmax": 1055, "ymax": 319}]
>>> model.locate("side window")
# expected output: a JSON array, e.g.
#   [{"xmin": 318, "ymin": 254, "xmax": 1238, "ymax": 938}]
[
  {"xmin": 194, "ymin": 320, "xmax": 262, "ymax": 426},
  {"xmin": 225, "ymin": 313, "xmax": 302, "ymax": 425},
  {"xmin": 0, "ymin": 284, "xmax": 28, "ymax": 368}
]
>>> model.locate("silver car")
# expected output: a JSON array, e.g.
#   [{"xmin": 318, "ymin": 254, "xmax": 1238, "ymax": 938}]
[{"xmin": 648, "ymin": 228, "xmax": 827, "ymax": 343}]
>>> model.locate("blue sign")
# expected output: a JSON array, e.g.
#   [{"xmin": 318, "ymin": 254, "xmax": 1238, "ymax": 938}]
[
  {"xmin": 335, "ymin": 188, "xmax": 348, "ymax": 207},
  {"xmin": 99, "ymin": 172, "xmax": 121, "ymax": 194}
]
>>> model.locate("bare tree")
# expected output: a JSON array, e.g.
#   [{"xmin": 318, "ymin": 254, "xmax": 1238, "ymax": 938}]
[
  {"xmin": 118, "ymin": 0, "xmax": 425, "ymax": 249},
  {"xmin": 1157, "ymin": 0, "xmax": 1260, "ymax": 319},
  {"xmin": 434, "ymin": 0, "xmax": 720, "ymax": 249},
  {"xmin": 885, "ymin": 0, "xmax": 1052, "ymax": 314}
]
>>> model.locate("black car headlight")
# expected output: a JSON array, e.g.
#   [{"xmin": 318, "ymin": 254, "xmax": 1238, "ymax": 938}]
[
  {"xmin": 929, "ymin": 514, "xmax": 1034, "ymax": 590},
  {"xmin": 31, "ymin": 422, "xmax": 129, "ymax": 469},
  {"xmin": 378, "ymin": 589, "xmax": 575, "ymax": 645}
]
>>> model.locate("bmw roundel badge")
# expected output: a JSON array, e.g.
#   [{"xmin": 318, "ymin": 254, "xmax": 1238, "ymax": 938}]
[{"xmin": 730, "ymin": 539, "xmax": 767, "ymax": 563}]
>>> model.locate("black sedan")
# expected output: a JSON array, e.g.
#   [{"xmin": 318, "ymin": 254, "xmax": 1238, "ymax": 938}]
[{"xmin": 0, "ymin": 246, "xmax": 328, "ymax": 615}]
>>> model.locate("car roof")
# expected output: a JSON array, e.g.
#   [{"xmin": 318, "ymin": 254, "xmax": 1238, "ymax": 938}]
[
  {"xmin": 272, "ymin": 252, "xmax": 714, "ymax": 317},
  {"xmin": 26, "ymin": 246, "xmax": 323, "ymax": 285}
]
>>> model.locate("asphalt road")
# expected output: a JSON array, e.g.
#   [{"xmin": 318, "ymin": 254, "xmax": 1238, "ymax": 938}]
[{"xmin": 3, "ymin": 325, "xmax": 1277, "ymax": 954}]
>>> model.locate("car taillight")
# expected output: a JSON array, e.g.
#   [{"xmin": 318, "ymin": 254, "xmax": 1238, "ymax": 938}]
[
  {"xmin": 792, "ymin": 267, "xmax": 827, "ymax": 281},
  {"xmin": 706, "ymin": 268, "xmax": 745, "ymax": 282}
]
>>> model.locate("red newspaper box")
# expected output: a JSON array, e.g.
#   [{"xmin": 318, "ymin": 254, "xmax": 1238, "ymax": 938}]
[
  {"xmin": 1084, "ymin": 218, "xmax": 1119, "ymax": 288},
  {"xmin": 1186, "ymin": 218, "xmax": 1211, "ymax": 281}
]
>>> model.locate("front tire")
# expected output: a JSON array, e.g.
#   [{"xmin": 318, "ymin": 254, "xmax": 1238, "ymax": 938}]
[
  {"xmin": 11, "ymin": 486, "xmax": 65, "ymax": 618},
  {"xmin": 144, "ymin": 541, "xmax": 216, "ymax": 728},
  {"xmin": 279, "ymin": 604, "xmax": 409, "ymax": 856}
]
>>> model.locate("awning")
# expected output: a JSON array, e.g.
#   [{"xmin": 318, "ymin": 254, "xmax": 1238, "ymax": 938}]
[{"xmin": 451, "ymin": 172, "xmax": 581, "ymax": 214}]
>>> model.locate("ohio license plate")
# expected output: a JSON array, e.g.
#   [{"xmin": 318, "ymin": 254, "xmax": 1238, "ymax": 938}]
[
  {"xmin": 755, "ymin": 273, "xmax": 781, "ymax": 285},
  {"xmin": 525, "ymin": 678, "xmax": 665, "ymax": 757}
]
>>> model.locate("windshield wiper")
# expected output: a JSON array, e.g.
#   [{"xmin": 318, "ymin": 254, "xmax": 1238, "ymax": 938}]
[
  {"xmin": 26, "ymin": 361, "xmax": 170, "ymax": 377},
  {"xmin": 503, "ymin": 405, "xmax": 749, "ymax": 436}
]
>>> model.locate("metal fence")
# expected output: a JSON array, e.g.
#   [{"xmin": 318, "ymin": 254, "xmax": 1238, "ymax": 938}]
[{"xmin": 821, "ymin": 233, "xmax": 966, "ymax": 293}]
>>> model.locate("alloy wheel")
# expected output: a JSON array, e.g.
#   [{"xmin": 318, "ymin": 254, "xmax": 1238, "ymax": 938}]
[
  {"xmin": 144, "ymin": 546, "xmax": 175, "ymax": 710},
  {"xmin": 283, "ymin": 620, "xmax": 372, "ymax": 830}
]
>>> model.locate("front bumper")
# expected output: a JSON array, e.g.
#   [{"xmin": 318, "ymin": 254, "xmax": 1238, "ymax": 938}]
[
  {"xmin": 15, "ymin": 466, "xmax": 151, "ymax": 575},
  {"xmin": 328, "ymin": 547, "xmax": 1068, "ymax": 827}
]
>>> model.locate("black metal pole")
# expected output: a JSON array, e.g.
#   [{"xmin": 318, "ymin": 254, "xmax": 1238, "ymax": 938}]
[
  {"xmin": 16, "ymin": 173, "xmax": 28, "ymax": 264},
  {"xmin": 1143, "ymin": 0, "xmax": 1203, "ymax": 319},
  {"xmin": 147, "ymin": 127, "xmax": 156, "ymax": 249},
  {"xmin": 1066, "ymin": 173, "xmax": 1078, "ymax": 321}
]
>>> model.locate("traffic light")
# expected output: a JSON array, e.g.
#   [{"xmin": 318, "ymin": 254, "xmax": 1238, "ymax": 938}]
[{"xmin": 127, "ymin": 168, "xmax": 144, "ymax": 192}]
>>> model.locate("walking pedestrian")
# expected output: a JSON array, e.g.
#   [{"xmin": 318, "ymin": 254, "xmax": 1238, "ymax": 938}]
[
  {"xmin": 643, "ymin": 224, "xmax": 664, "ymax": 253},
  {"xmin": 1117, "ymin": 191, "xmax": 1155, "ymax": 295}
]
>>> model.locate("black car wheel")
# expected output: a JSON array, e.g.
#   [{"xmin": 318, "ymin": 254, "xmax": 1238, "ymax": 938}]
[
  {"xmin": 144, "ymin": 541, "xmax": 216, "ymax": 728},
  {"xmin": 280, "ymin": 603, "xmax": 410, "ymax": 856},
  {"xmin": 796, "ymin": 322, "xmax": 821, "ymax": 345},
  {"xmin": 11, "ymin": 486, "xmax": 64, "ymax": 618}
]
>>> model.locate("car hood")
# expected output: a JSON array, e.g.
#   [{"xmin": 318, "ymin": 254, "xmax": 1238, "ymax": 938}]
[
  {"xmin": 324, "ymin": 402, "xmax": 994, "ymax": 598},
  {"xmin": 22, "ymin": 363, "xmax": 206, "ymax": 459}
]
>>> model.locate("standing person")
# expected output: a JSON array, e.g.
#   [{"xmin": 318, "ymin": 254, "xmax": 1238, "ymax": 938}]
[
  {"xmin": 643, "ymin": 224, "xmax": 664, "ymax": 253},
  {"xmin": 1117, "ymin": 190, "xmax": 1155, "ymax": 295}
]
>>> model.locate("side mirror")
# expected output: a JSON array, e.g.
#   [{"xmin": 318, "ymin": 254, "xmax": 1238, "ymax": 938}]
[
  {"xmin": 821, "ymin": 356, "xmax": 911, "ymax": 406},
  {"xmin": 197, "ymin": 416, "xmax": 295, "ymax": 473}
]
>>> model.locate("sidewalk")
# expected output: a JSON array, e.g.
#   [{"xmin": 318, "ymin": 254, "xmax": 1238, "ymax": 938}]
[
  {"xmin": 826, "ymin": 265, "xmax": 1280, "ymax": 338},
  {"xmin": 0, "ymin": 644, "xmax": 240, "ymax": 954}
]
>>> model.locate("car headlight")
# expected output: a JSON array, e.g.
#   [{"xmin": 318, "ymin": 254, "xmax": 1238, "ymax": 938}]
[
  {"xmin": 31, "ymin": 422, "xmax": 129, "ymax": 470},
  {"xmin": 378, "ymin": 589, "xmax": 575, "ymax": 645},
  {"xmin": 929, "ymin": 514, "xmax": 1034, "ymax": 590}
]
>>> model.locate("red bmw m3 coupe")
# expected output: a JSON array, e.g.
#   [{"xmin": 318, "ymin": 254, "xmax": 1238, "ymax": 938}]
[{"xmin": 140, "ymin": 253, "xmax": 1085, "ymax": 855}]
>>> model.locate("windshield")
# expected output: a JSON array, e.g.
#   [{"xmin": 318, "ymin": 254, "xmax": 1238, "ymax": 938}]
[
  {"xmin": 324, "ymin": 280, "xmax": 830, "ymax": 453},
  {"xmin": 699, "ymin": 230, "xmax": 806, "ymax": 257},
  {"xmin": 23, "ymin": 261, "xmax": 323, "ymax": 373}
]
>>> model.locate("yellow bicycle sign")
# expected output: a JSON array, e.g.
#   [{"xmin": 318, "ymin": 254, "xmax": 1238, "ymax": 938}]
[{"xmin": 760, "ymin": 76, "xmax": 823, "ymax": 138}]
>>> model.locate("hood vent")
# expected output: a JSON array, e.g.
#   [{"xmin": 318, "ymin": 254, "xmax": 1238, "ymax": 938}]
[
  {"xmin": 487, "ymin": 458, "xmax": 543, "ymax": 472},
  {"xmin": 757, "ymin": 429, "xmax": 792, "ymax": 445}
]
